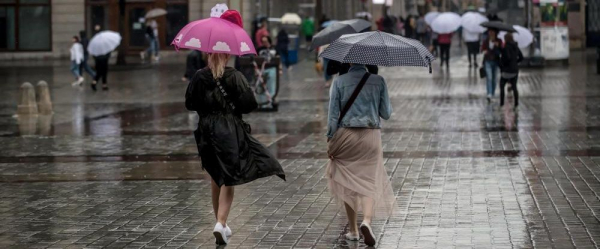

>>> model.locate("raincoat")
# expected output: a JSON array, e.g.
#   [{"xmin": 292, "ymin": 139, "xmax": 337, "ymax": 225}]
[{"xmin": 185, "ymin": 67, "xmax": 286, "ymax": 186}]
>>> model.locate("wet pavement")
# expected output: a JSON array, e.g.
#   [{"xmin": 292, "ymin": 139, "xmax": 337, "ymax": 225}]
[{"xmin": 1, "ymin": 49, "xmax": 600, "ymax": 248}]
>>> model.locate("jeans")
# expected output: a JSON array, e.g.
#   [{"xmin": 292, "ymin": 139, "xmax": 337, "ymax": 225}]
[
  {"xmin": 485, "ymin": 61, "xmax": 498, "ymax": 96},
  {"xmin": 146, "ymin": 36, "xmax": 159, "ymax": 57},
  {"xmin": 70, "ymin": 61, "xmax": 81, "ymax": 79},
  {"xmin": 500, "ymin": 75, "xmax": 519, "ymax": 106},
  {"xmin": 80, "ymin": 55, "xmax": 96, "ymax": 78}
]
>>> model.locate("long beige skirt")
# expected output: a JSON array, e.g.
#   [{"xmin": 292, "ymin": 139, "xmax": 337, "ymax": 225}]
[{"xmin": 326, "ymin": 128, "xmax": 396, "ymax": 217}]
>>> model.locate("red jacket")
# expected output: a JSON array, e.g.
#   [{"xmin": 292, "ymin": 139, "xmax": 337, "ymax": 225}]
[{"xmin": 437, "ymin": 33, "xmax": 453, "ymax": 44}]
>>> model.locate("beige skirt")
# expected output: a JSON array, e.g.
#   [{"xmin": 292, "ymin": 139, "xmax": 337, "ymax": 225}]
[{"xmin": 326, "ymin": 128, "xmax": 396, "ymax": 217}]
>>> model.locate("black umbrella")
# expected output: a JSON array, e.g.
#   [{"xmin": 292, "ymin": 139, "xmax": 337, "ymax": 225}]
[
  {"xmin": 309, "ymin": 19, "xmax": 371, "ymax": 51},
  {"xmin": 320, "ymin": 31, "xmax": 435, "ymax": 72},
  {"xmin": 480, "ymin": 21, "xmax": 517, "ymax": 32}
]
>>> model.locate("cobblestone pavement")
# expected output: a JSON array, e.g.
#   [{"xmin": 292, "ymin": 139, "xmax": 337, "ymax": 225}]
[{"xmin": 0, "ymin": 50, "xmax": 599, "ymax": 248}]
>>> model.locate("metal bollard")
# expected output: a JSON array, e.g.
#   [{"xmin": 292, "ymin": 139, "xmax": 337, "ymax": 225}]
[
  {"xmin": 36, "ymin": 81, "xmax": 53, "ymax": 115},
  {"xmin": 17, "ymin": 82, "xmax": 38, "ymax": 115}
]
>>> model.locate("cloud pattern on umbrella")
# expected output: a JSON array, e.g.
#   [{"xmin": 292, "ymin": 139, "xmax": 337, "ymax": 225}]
[{"xmin": 320, "ymin": 31, "xmax": 435, "ymax": 71}]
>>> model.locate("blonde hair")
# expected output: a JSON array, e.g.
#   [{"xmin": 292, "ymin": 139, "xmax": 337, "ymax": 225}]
[{"xmin": 208, "ymin": 53, "xmax": 230, "ymax": 79}]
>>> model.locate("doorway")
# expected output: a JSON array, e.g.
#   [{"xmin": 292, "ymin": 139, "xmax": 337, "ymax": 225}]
[{"xmin": 125, "ymin": 4, "xmax": 154, "ymax": 50}]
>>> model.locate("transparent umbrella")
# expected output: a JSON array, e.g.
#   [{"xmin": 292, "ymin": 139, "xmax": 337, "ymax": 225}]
[
  {"xmin": 431, "ymin": 12, "xmax": 461, "ymax": 34},
  {"xmin": 499, "ymin": 25, "xmax": 534, "ymax": 48},
  {"xmin": 87, "ymin": 31, "xmax": 121, "ymax": 56},
  {"xmin": 145, "ymin": 8, "xmax": 167, "ymax": 19}
]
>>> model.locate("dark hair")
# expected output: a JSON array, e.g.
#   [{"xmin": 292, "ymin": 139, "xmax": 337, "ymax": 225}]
[
  {"xmin": 73, "ymin": 36, "xmax": 80, "ymax": 42},
  {"xmin": 504, "ymin": 32, "xmax": 514, "ymax": 43}
]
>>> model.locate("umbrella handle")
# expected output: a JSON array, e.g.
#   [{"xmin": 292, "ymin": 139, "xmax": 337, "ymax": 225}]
[{"xmin": 427, "ymin": 57, "xmax": 432, "ymax": 74}]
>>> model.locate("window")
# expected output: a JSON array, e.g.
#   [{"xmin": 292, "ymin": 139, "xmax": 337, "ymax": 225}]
[
  {"xmin": 86, "ymin": 0, "xmax": 109, "ymax": 37},
  {"xmin": 0, "ymin": 0, "xmax": 51, "ymax": 51},
  {"xmin": 166, "ymin": 2, "xmax": 188, "ymax": 46}
]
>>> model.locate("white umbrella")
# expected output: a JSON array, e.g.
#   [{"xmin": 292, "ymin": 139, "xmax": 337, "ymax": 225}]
[
  {"xmin": 356, "ymin": 11, "xmax": 372, "ymax": 20},
  {"xmin": 145, "ymin": 8, "xmax": 167, "ymax": 19},
  {"xmin": 281, "ymin": 13, "xmax": 301, "ymax": 25},
  {"xmin": 431, "ymin": 12, "xmax": 461, "ymax": 34},
  {"xmin": 424, "ymin": 11, "xmax": 440, "ymax": 25},
  {"xmin": 88, "ymin": 31, "xmax": 121, "ymax": 56},
  {"xmin": 499, "ymin": 25, "xmax": 534, "ymax": 48},
  {"xmin": 461, "ymin": 12, "xmax": 488, "ymax": 33}
]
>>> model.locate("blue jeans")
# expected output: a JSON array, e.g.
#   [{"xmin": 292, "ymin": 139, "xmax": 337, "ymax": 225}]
[
  {"xmin": 80, "ymin": 55, "xmax": 96, "ymax": 78},
  {"xmin": 70, "ymin": 60, "xmax": 81, "ymax": 79},
  {"xmin": 485, "ymin": 61, "xmax": 498, "ymax": 96},
  {"xmin": 146, "ymin": 36, "xmax": 159, "ymax": 57}
]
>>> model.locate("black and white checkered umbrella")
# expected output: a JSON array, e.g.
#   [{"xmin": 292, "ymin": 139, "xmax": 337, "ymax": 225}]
[{"xmin": 319, "ymin": 31, "xmax": 435, "ymax": 72}]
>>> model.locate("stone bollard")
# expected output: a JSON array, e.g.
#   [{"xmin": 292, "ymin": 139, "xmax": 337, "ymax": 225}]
[
  {"xmin": 17, "ymin": 82, "xmax": 38, "ymax": 115},
  {"xmin": 17, "ymin": 115, "xmax": 37, "ymax": 135},
  {"xmin": 36, "ymin": 81, "xmax": 53, "ymax": 115},
  {"xmin": 37, "ymin": 114, "xmax": 52, "ymax": 136}
]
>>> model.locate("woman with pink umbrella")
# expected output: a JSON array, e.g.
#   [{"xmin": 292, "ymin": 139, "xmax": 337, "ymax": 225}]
[{"xmin": 176, "ymin": 4, "xmax": 286, "ymax": 245}]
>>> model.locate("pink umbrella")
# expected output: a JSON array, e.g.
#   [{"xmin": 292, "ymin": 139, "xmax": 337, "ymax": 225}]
[{"xmin": 171, "ymin": 9, "xmax": 256, "ymax": 55}]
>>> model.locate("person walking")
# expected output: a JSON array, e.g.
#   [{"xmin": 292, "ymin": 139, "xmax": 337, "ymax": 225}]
[
  {"xmin": 255, "ymin": 19, "xmax": 269, "ymax": 47},
  {"xmin": 79, "ymin": 30, "xmax": 96, "ymax": 80},
  {"xmin": 463, "ymin": 28, "xmax": 481, "ymax": 67},
  {"xmin": 301, "ymin": 16, "xmax": 315, "ymax": 47},
  {"xmin": 69, "ymin": 36, "xmax": 85, "ymax": 86},
  {"xmin": 185, "ymin": 53, "xmax": 286, "ymax": 245},
  {"xmin": 141, "ymin": 19, "xmax": 159, "ymax": 62},
  {"xmin": 416, "ymin": 14, "xmax": 427, "ymax": 43},
  {"xmin": 326, "ymin": 64, "xmax": 396, "ymax": 247},
  {"xmin": 276, "ymin": 28, "xmax": 290, "ymax": 69},
  {"xmin": 438, "ymin": 32, "xmax": 453, "ymax": 69},
  {"xmin": 499, "ymin": 33, "xmax": 523, "ymax": 108},
  {"xmin": 92, "ymin": 53, "xmax": 110, "ymax": 91},
  {"xmin": 481, "ymin": 29, "xmax": 501, "ymax": 102}
]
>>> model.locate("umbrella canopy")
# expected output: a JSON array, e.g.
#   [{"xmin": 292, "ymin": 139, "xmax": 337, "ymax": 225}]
[
  {"xmin": 355, "ymin": 11, "xmax": 372, "ymax": 20},
  {"xmin": 145, "ymin": 8, "xmax": 167, "ymax": 19},
  {"xmin": 281, "ymin": 13, "xmax": 301, "ymax": 25},
  {"xmin": 88, "ymin": 31, "xmax": 121, "ymax": 56},
  {"xmin": 320, "ymin": 31, "xmax": 435, "ymax": 71},
  {"xmin": 424, "ymin": 11, "xmax": 440, "ymax": 25},
  {"xmin": 309, "ymin": 19, "xmax": 372, "ymax": 50},
  {"xmin": 480, "ymin": 21, "xmax": 517, "ymax": 32},
  {"xmin": 499, "ymin": 25, "xmax": 534, "ymax": 48},
  {"xmin": 461, "ymin": 12, "xmax": 488, "ymax": 33},
  {"xmin": 431, "ymin": 12, "xmax": 461, "ymax": 33},
  {"xmin": 321, "ymin": 20, "xmax": 338, "ymax": 28},
  {"xmin": 171, "ymin": 9, "xmax": 255, "ymax": 55}
]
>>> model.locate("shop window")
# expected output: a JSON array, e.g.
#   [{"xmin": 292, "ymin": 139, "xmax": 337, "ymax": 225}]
[
  {"xmin": 166, "ymin": 3, "xmax": 188, "ymax": 45},
  {"xmin": 0, "ymin": 0, "xmax": 51, "ymax": 51}
]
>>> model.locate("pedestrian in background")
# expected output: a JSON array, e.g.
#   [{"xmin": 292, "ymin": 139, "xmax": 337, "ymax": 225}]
[
  {"xmin": 69, "ymin": 36, "xmax": 84, "ymax": 86},
  {"xmin": 183, "ymin": 50, "xmax": 205, "ymax": 82},
  {"xmin": 255, "ymin": 19, "xmax": 269, "ymax": 47},
  {"xmin": 499, "ymin": 33, "xmax": 523, "ymax": 108},
  {"xmin": 326, "ymin": 64, "xmax": 395, "ymax": 247},
  {"xmin": 141, "ymin": 19, "xmax": 159, "ymax": 62},
  {"xmin": 481, "ymin": 29, "xmax": 501, "ymax": 103},
  {"xmin": 463, "ymin": 28, "xmax": 480, "ymax": 68},
  {"xmin": 301, "ymin": 16, "xmax": 315, "ymax": 47},
  {"xmin": 438, "ymin": 32, "xmax": 453, "ymax": 69},
  {"xmin": 430, "ymin": 31, "xmax": 439, "ymax": 57},
  {"xmin": 79, "ymin": 30, "xmax": 96, "ymax": 80},
  {"xmin": 276, "ymin": 28, "xmax": 290, "ymax": 69},
  {"xmin": 416, "ymin": 14, "xmax": 427, "ymax": 43},
  {"xmin": 92, "ymin": 52, "xmax": 110, "ymax": 91}
]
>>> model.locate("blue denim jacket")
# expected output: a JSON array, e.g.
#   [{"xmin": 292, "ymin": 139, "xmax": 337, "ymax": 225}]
[{"xmin": 327, "ymin": 65, "xmax": 392, "ymax": 138}]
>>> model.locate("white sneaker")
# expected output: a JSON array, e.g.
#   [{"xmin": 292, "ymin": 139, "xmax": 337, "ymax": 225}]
[
  {"xmin": 225, "ymin": 225, "xmax": 232, "ymax": 237},
  {"xmin": 213, "ymin": 222, "xmax": 228, "ymax": 245},
  {"xmin": 360, "ymin": 223, "xmax": 376, "ymax": 246},
  {"xmin": 140, "ymin": 52, "xmax": 145, "ymax": 61},
  {"xmin": 345, "ymin": 232, "xmax": 359, "ymax": 241},
  {"xmin": 77, "ymin": 77, "xmax": 84, "ymax": 85}
]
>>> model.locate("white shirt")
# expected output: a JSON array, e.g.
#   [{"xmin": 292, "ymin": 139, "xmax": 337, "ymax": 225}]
[
  {"xmin": 70, "ymin": 43, "xmax": 84, "ymax": 64},
  {"xmin": 463, "ymin": 30, "xmax": 480, "ymax": 42},
  {"xmin": 149, "ymin": 20, "xmax": 158, "ymax": 37}
]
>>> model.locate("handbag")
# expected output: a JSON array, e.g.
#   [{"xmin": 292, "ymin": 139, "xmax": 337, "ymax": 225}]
[
  {"xmin": 338, "ymin": 72, "xmax": 371, "ymax": 122},
  {"xmin": 215, "ymin": 78, "xmax": 252, "ymax": 134},
  {"xmin": 479, "ymin": 66, "xmax": 486, "ymax": 79}
]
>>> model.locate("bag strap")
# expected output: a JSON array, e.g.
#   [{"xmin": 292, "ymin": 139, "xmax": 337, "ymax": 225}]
[
  {"xmin": 215, "ymin": 78, "xmax": 236, "ymax": 111},
  {"xmin": 338, "ymin": 72, "xmax": 371, "ymax": 122}
]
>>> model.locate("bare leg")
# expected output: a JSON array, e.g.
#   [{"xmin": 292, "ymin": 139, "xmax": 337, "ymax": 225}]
[
  {"xmin": 211, "ymin": 179, "xmax": 220, "ymax": 220},
  {"xmin": 344, "ymin": 202, "xmax": 359, "ymax": 235},
  {"xmin": 217, "ymin": 185, "xmax": 235, "ymax": 226},
  {"xmin": 361, "ymin": 197, "xmax": 375, "ymax": 225}
]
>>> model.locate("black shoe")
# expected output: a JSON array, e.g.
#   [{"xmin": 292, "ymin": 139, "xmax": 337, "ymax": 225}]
[
  {"xmin": 91, "ymin": 82, "xmax": 97, "ymax": 91},
  {"xmin": 102, "ymin": 85, "xmax": 108, "ymax": 91},
  {"xmin": 474, "ymin": 63, "xmax": 478, "ymax": 68}
]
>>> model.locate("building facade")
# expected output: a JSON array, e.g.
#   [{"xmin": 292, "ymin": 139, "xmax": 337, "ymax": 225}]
[{"xmin": 0, "ymin": 0, "xmax": 254, "ymax": 60}]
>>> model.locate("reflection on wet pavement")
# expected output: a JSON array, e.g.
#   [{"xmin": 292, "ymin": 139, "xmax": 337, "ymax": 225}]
[{"xmin": 0, "ymin": 51, "xmax": 600, "ymax": 248}]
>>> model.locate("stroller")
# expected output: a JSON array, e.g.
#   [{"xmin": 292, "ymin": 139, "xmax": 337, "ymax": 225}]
[{"xmin": 236, "ymin": 51, "xmax": 281, "ymax": 112}]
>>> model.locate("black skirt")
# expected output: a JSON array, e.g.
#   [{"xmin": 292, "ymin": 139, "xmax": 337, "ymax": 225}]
[{"xmin": 195, "ymin": 114, "xmax": 285, "ymax": 186}]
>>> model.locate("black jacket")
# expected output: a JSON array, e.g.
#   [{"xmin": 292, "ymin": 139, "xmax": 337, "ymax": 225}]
[
  {"xmin": 185, "ymin": 67, "xmax": 285, "ymax": 186},
  {"xmin": 184, "ymin": 50, "xmax": 206, "ymax": 79},
  {"xmin": 276, "ymin": 30, "xmax": 289, "ymax": 51},
  {"xmin": 499, "ymin": 41, "xmax": 523, "ymax": 74}
]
